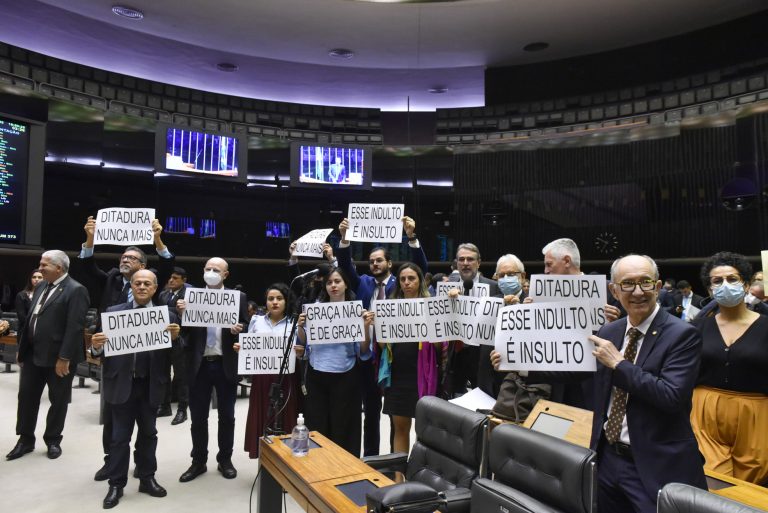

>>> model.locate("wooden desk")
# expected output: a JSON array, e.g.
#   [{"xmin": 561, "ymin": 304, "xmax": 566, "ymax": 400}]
[
  {"xmin": 258, "ymin": 431, "xmax": 394, "ymax": 513},
  {"xmin": 705, "ymin": 469, "xmax": 768, "ymax": 510}
]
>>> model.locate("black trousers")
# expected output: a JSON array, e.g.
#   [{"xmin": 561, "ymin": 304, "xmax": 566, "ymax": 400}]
[
  {"xmin": 189, "ymin": 358, "xmax": 237, "ymax": 464},
  {"xmin": 358, "ymin": 358, "xmax": 381, "ymax": 456},
  {"xmin": 162, "ymin": 342, "xmax": 188, "ymax": 407},
  {"xmin": 107, "ymin": 377, "xmax": 158, "ymax": 488},
  {"xmin": 16, "ymin": 360, "xmax": 75, "ymax": 446},
  {"xmin": 305, "ymin": 364, "xmax": 361, "ymax": 456}
]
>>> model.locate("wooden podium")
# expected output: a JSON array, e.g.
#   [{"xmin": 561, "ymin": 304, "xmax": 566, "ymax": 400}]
[{"xmin": 258, "ymin": 431, "xmax": 394, "ymax": 513}]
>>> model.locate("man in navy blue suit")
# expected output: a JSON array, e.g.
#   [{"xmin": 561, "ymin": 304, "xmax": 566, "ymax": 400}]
[
  {"xmin": 337, "ymin": 215, "xmax": 427, "ymax": 456},
  {"xmin": 492, "ymin": 253, "xmax": 706, "ymax": 512},
  {"xmin": 588, "ymin": 254, "xmax": 706, "ymax": 512}
]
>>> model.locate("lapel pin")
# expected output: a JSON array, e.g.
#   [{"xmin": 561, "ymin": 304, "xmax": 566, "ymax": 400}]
[{"xmin": 651, "ymin": 330, "xmax": 657, "ymax": 336}]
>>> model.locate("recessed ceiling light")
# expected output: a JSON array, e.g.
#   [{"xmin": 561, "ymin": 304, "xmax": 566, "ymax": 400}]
[
  {"xmin": 216, "ymin": 62, "xmax": 239, "ymax": 72},
  {"xmin": 111, "ymin": 5, "xmax": 144, "ymax": 19},
  {"xmin": 428, "ymin": 86, "xmax": 448, "ymax": 94},
  {"xmin": 523, "ymin": 42, "xmax": 549, "ymax": 52},
  {"xmin": 328, "ymin": 48, "xmax": 355, "ymax": 59}
]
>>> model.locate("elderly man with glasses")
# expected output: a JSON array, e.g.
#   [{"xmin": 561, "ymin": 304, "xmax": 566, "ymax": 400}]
[{"xmin": 77, "ymin": 215, "xmax": 176, "ymax": 481}]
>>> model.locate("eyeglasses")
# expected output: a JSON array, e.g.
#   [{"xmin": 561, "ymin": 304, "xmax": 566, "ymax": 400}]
[
  {"xmin": 709, "ymin": 275, "xmax": 742, "ymax": 288},
  {"xmin": 121, "ymin": 254, "xmax": 141, "ymax": 262},
  {"xmin": 617, "ymin": 279, "xmax": 657, "ymax": 292}
]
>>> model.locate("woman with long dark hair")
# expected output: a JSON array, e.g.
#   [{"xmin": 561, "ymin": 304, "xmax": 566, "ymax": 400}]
[
  {"xmin": 14, "ymin": 269, "xmax": 44, "ymax": 328},
  {"xmin": 296, "ymin": 268, "xmax": 373, "ymax": 455},
  {"xmin": 692, "ymin": 251, "xmax": 768, "ymax": 484},
  {"xmin": 380, "ymin": 263, "xmax": 438, "ymax": 453},
  {"xmin": 235, "ymin": 283, "xmax": 301, "ymax": 458}
]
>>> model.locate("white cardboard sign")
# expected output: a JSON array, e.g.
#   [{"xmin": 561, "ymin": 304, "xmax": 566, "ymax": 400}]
[
  {"xmin": 101, "ymin": 305, "xmax": 172, "ymax": 356},
  {"xmin": 94, "ymin": 207, "xmax": 155, "ymax": 246},
  {"xmin": 529, "ymin": 274, "xmax": 607, "ymax": 330},
  {"xmin": 435, "ymin": 281, "xmax": 490, "ymax": 298},
  {"xmin": 302, "ymin": 300, "xmax": 366, "ymax": 344},
  {"xmin": 346, "ymin": 203, "xmax": 404, "ymax": 243},
  {"xmin": 238, "ymin": 332, "xmax": 296, "ymax": 375},
  {"xmin": 293, "ymin": 229, "xmax": 334, "ymax": 258},
  {"xmin": 494, "ymin": 300, "xmax": 595, "ymax": 372},
  {"xmin": 182, "ymin": 288, "xmax": 241, "ymax": 328}
]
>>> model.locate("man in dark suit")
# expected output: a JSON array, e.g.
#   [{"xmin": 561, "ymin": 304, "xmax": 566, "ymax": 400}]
[
  {"xmin": 176, "ymin": 257, "xmax": 248, "ymax": 482},
  {"xmin": 446, "ymin": 242, "xmax": 501, "ymax": 398},
  {"xmin": 6, "ymin": 250, "xmax": 90, "ymax": 461},
  {"xmin": 90, "ymin": 269, "xmax": 181, "ymax": 509},
  {"xmin": 77, "ymin": 215, "xmax": 176, "ymax": 480},
  {"xmin": 670, "ymin": 280, "xmax": 704, "ymax": 320},
  {"xmin": 588, "ymin": 254, "xmax": 706, "ymax": 512},
  {"xmin": 156, "ymin": 267, "xmax": 190, "ymax": 425},
  {"xmin": 337, "ymin": 215, "xmax": 427, "ymax": 456}
]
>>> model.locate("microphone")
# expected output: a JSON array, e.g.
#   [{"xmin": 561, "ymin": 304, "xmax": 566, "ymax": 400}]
[
  {"xmin": 463, "ymin": 278, "xmax": 474, "ymax": 296},
  {"xmin": 295, "ymin": 268, "xmax": 320, "ymax": 280}
]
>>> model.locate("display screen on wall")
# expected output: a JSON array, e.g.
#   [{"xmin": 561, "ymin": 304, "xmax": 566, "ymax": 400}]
[{"xmin": 0, "ymin": 115, "xmax": 29, "ymax": 244}]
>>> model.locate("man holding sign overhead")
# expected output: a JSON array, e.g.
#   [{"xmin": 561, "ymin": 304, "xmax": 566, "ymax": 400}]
[
  {"xmin": 338, "ymin": 212, "xmax": 427, "ymax": 456},
  {"xmin": 90, "ymin": 269, "xmax": 181, "ymax": 509},
  {"xmin": 176, "ymin": 257, "xmax": 248, "ymax": 483}
]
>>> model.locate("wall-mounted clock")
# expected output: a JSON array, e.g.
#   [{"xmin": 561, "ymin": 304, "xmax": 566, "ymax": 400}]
[{"xmin": 594, "ymin": 232, "xmax": 618, "ymax": 255}]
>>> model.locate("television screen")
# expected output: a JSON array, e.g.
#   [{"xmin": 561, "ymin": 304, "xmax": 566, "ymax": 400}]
[
  {"xmin": 165, "ymin": 216, "xmax": 195, "ymax": 235},
  {"xmin": 0, "ymin": 116, "xmax": 30, "ymax": 244},
  {"xmin": 266, "ymin": 221, "xmax": 290, "ymax": 238},
  {"xmin": 155, "ymin": 124, "xmax": 247, "ymax": 182},
  {"xmin": 290, "ymin": 143, "xmax": 371, "ymax": 189},
  {"xmin": 200, "ymin": 219, "xmax": 216, "ymax": 239}
]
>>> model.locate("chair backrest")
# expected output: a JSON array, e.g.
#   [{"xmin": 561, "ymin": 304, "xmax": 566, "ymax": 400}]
[
  {"xmin": 406, "ymin": 396, "xmax": 487, "ymax": 491},
  {"xmin": 658, "ymin": 483, "xmax": 765, "ymax": 513},
  {"xmin": 488, "ymin": 423, "xmax": 596, "ymax": 513}
]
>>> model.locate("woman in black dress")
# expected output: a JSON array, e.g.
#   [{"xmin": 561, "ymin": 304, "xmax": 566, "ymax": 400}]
[
  {"xmin": 14, "ymin": 269, "xmax": 44, "ymax": 328},
  {"xmin": 381, "ymin": 263, "xmax": 438, "ymax": 453}
]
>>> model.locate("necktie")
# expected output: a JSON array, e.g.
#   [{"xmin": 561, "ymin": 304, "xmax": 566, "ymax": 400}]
[
  {"xmin": 604, "ymin": 327, "xmax": 641, "ymax": 444},
  {"xmin": 376, "ymin": 282, "xmax": 386, "ymax": 301},
  {"xmin": 206, "ymin": 327, "xmax": 217, "ymax": 348},
  {"xmin": 30, "ymin": 283, "xmax": 54, "ymax": 338},
  {"xmin": 132, "ymin": 304, "xmax": 148, "ymax": 377},
  {"xmin": 121, "ymin": 281, "xmax": 134, "ymax": 304}
]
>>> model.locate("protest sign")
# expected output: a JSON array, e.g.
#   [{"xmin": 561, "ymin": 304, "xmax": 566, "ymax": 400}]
[
  {"xmin": 374, "ymin": 296, "xmax": 503, "ymax": 346},
  {"xmin": 529, "ymin": 274, "xmax": 607, "ymax": 330},
  {"xmin": 238, "ymin": 332, "xmax": 296, "ymax": 375},
  {"xmin": 346, "ymin": 203, "xmax": 404, "ymax": 243},
  {"xmin": 762, "ymin": 250, "xmax": 768, "ymax": 276},
  {"xmin": 303, "ymin": 300, "xmax": 365, "ymax": 344},
  {"xmin": 494, "ymin": 300, "xmax": 595, "ymax": 372},
  {"xmin": 182, "ymin": 288, "xmax": 241, "ymax": 328},
  {"xmin": 101, "ymin": 305, "xmax": 171, "ymax": 357},
  {"xmin": 293, "ymin": 229, "xmax": 334, "ymax": 258},
  {"xmin": 435, "ymin": 281, "xmax": 490, "ymax": 297},
  {"xmin": 94, "ymin": 207, "xmax": 155, "ymax": 246}
]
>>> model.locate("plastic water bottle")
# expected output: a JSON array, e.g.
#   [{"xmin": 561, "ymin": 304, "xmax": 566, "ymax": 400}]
[{"xmin": 291, "ymin": 413, "xmax": 309, "ymax": 457}]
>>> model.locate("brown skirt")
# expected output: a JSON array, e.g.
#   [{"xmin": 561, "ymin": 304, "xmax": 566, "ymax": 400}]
[
  {"xmin": 691, "ymin": 385, "xmax": 768, "ymax": 485},
  {"xmin": 243, "ymin": 373, "xmax": 301, "ymax": 458}
]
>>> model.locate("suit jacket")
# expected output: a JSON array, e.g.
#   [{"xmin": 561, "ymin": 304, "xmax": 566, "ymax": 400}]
[
  {"xmin": 100, "ymin": 302, "xmax": 176, "ymax": 406},
  {"xmin": 183, "ymin": 289, "xmax": 249, "ymax": 384},
  {"xmin": 670, "ymin": 292, "xmax": 704, "ymax": 318},
  {"xmin": 17, "ymin": 275, "xmax": 90, "ymax": 367},
  {"xmin": 590, "ymin": 309, "xmax": 707, "ymax": 496},
  {"xmin": 77, "ymin": 253, "xmax": 175, "ymax": 314},
  {"xmin": 158, "ymin": 283, "xmax": 188, "ymax": 308},
  {"xmin": 337, "ymin": 244, "xmax": 428, "ymax": 309}
]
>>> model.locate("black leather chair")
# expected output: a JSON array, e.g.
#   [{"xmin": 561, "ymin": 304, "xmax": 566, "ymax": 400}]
[
  {"xmin": 471, "ymin": 423, "xmax": 597, "ymax": 513},
  {"xmin": 658, "ymin": 483, "xmax": 765, "ymax": 513},
  {"xmin": 365, "ymin": 396, "xmax": 488, "ymax": 513}
]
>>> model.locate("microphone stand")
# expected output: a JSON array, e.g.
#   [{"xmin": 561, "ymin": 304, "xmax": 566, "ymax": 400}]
[
  {"xmin": 263, "ymin": 312, "xmax": 299, "ymax": 440},
  {"xmin": 441, "ymin": 282, "xmax": 473, "ymax": 399}
]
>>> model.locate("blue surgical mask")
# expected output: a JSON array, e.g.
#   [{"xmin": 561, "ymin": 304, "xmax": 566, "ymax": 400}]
[
  {"xmin": 712, "ymin": 282, "xmax": 746, "ymax": 307},
  {"xmin": 498, "ymin": 275, "xmax": 522, "ymax": 296}
]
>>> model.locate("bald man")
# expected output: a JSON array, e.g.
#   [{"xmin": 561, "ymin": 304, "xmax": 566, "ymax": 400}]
[{"xmin": 175, "ymin": 258, "xmax": 248, "ymax": 483}]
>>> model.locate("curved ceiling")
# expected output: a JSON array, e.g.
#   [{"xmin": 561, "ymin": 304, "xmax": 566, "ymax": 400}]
[{"xmin": 0, "ymin": 0, "xmax": 765, "ymax": 110}]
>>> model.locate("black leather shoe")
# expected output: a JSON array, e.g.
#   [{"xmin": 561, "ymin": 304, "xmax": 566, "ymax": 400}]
[
  {"xmin": 179, "ymin": 462, "xmax": 207, "ymax": 482},
  {"xmin": 171, "ymin": 409, "xmax": 187, "ymax": 425},
  {"xmin": 217, "ymin": 459, "xmax": 237, "ymax": 479},
  {"xmin": 6, "ymin": 441, "xmax": 34, "ymax": 460},
  {"xmin": 156, "ymin": 404, "xmax": 172, "ymax": 417},
  {"xmin": 47, "ymin": 443, "xmax": 62, "ymax": 459},
  {"xmin": 95, "ymin": 460, "xmax": 110, "ymax": 481},
  {"xmin": 103, "ymin": 486, "xmax": 123, "ymax": 509},
  {"xmin": 138, "ymin": 477, "xmax": 167, "ymax": 497}
]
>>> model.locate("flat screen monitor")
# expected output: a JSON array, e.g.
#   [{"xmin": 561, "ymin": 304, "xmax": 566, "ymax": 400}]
[
  {"xmin": 155, "ymin": 124, "xmax": 247, "ymax": 182},
  {"xmin": 165, "ymin": 216, "xmax": 195, "ymax": 235},
  {"xmin": 335, "ymin": 480, "xmax": 378, "ymax": 507},
  {"xmin": 200, "ymin": 219, "xmax": 216, "ymax": 239},
  {"xmin": 530, "ymin": 412, "xmax": 574, "ymax": 439},
  {"xmin": 266, "ymin": 221, "xmax": 290, "ymax": 238},
  {"xmin": 0, "ymin": 116, "xmax": 30, "ymax": 244},
  {"xmin": 290, "ymin": 142, "xmax": 372, "ymax": 189}
]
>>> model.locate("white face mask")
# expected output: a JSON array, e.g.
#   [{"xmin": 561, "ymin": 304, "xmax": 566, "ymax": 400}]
[
  {"xmin": 744, "ymin": 293, "xmax": 760, "ymax": 306},
  {"xmin": 204, "ymin": 270, "xmax": 222, "ymax": 287}
]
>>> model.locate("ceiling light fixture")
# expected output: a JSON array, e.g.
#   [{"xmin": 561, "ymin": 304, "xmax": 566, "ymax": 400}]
[
  {"xmin": 428, "ymin": 86, "xmax": 448, "ymax": 94},
  {"xmin": 111, "ymin": 5, "xmax": 144, "ymax": 19},
  {"xmin": 523, "ymin": 42, "xmax": 549, "ymax": 52},
  {"xmin": 328, "ymin": 48, "xmax": 355, "ymax": 59},
  {"xmin": 216, "ymin": 62, "xmax": 239, "ymax": 72}
]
